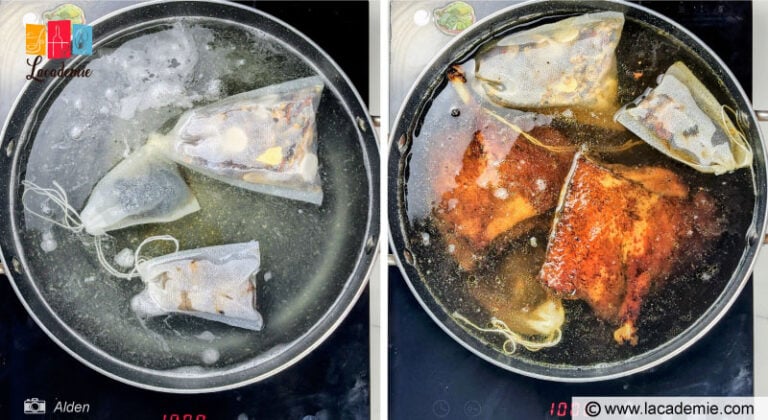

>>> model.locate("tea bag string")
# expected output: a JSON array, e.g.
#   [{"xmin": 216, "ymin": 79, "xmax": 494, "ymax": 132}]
[
  {"xmin": 22, "ymin": 180, "xmax": 180, "ymax": 280},
  {"xmin": 721, "ymin": 104, "xmax": 751, "ymax": 150},
  {"xmin": 482, "ymin": 108, "xmax": 644, "ymax": 154},
  {"xmin": 94, "ymin": 234, "xmax": 180, "ymax": 280},
  {"xmin": 21, "ymin": 180, "xmax": 85, "ymax": 233},
  {"xmin": 453, "ymin": 312, "xmax": 562, "ymax": 354},
  {"xmin": 447, "ymin": 64, "xmax": 642, "ymax": 155},
  {"xmin": 446, "ymin": 65, "xmax": 575, "ymax": 153},
  {"xmin": 134, "ymin": 235, "xmax": 180, "ymax": 265}
]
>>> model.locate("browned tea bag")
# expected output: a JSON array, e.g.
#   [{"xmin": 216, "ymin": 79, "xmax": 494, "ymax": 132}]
[{"xmin": 456, "ymin": 247, "xmax": 564, "ymax": 354}]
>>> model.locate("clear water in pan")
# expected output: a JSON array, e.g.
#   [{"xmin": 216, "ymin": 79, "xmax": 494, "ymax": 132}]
[
  {"xmin": 403, "ymin": 14, "xmax": 755, "ymax": 366},
  {"xmin": 17, "ymin": 19, "xmax": 369, "ymax": 371}
]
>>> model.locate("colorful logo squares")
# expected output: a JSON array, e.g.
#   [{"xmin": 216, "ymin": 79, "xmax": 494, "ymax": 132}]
[
  {"xmin": 72, "ymin": 24, "xmax": 92, "ymax": 56},
  {"xmin": 25, "ymin": 24, "xmax": 46, "ymax": 56},
  {"xmin": 47, "ymin": 20, "xmax": 71, "ymax": 59},
  {"xmin": 25, "ymin": 21, "xmax": 93, "ymax": 59}
]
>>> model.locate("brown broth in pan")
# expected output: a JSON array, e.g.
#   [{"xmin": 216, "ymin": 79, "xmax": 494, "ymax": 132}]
[{"xmin": 402, "ymin": 15, "xmax": 755, "ymax": 365}]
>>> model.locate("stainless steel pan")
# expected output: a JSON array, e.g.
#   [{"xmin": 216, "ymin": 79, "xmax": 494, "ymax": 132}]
[{"xmin": 389, "ymin": 0, "xmax": 767, "ymax": 381}]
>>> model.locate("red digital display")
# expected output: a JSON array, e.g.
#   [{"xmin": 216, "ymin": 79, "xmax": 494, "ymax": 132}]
[{"xmin": 550, "ymin": 401, "xmax": 580, "ymax": 417}]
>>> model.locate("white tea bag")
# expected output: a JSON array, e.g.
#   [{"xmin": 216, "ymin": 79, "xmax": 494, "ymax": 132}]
[
  {"xmin": 131, "ymin": 241, "xmax": 263, "ymax": 331},
  {"xmin": 22, "ymin": 147, "xmax": 199, "ymax": 279},
  {"xmin": 475, "ymin": 12, "xmax": 624, "ymax": 111},
  {"xmin": 614, "ymin": 61, "xmax": 752, "ymax": 175},
  {"xmin": 150, "ymin": 76, "xmax": 325, "ymax": 205},
  {"xmin": 80, "ymin": 144, "xmax": 200, "ymax": 235}
]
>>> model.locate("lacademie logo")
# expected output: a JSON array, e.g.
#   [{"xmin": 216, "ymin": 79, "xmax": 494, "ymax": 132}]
[{"xmin": 24, "ymin": 4, "xmax": 94, "ymax": 82}]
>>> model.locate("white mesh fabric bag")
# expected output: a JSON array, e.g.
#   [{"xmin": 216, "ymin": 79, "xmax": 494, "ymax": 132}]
[
  {"xmin": 614, "ymin": 61, "xmax": 752, "ymax": 175},
  {"xmin": 80, "ymin": 144, "xmax": 200, "ymax": 235},
  {"xmin": 150, "ymin": 76, "xmax": 325, "ymax": 205},
  {"xmin": 475, "ymin": 11, "xmax": 624, "ymax": 112},
  {"xmin": 131, "ymin": 241, "xmax": 263, "ymax": 331}
]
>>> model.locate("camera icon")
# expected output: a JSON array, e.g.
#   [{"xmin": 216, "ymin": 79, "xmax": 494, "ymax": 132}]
[{"xmin": 23, "ymin": 398, "xmax": 46, "ymax": 415}]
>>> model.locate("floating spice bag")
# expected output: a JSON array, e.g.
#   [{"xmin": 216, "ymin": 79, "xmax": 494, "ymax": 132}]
[
  {"xmin": 614, "ymin": 61, "xmax": 752, "ymax": 175},
  {"xmin": 455, "ymin": 249, "xmax": 564, "ymax": 354},
  {"xmin": 149, "ymin": 76, "xmax": 325, "ymax": 205},
  {"xmin": 79, "ymin": 144, "xmax": 200, "ymax": 235},
  {"xmin": 22, "ymin": 144, "xmax": 200, "ymax": 279},
  {"xmin": 22, "ymin": 144, "xmax": 200, "ymax": 237},
  {"xmin": 474, "ymin": 11, "xmax": 624, "ymax": 112},
  {"xmin": 131, "ymin": 241, "xmax": 263, "ymax": 331}
]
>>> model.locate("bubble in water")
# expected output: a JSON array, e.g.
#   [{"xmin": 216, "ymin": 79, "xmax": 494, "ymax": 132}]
[
  {"xmin": 201, "ymin": 348, "xmax": 220, "ymax": 365},
  {"xmin": 40, "ymin": 199, "xmax": 53, "ymax": 216},
  {"xmin": 104, "ymin": 88, "xmax": 118, "ymax": 101},
  {"xmin": 302, "ymin": 411, "xmax": 330, "ymax": 420},
  {"xmin": 264, "ymin": 271, "xmax": 273, "ymax": 281},
  {"xmin": 114, "ymin": 248, "xmax": 134, "ymax": 268},
  {"xmin": 69, "ymin": 125, "xmax": 83, "ymax": 140},
  {"xmin": 195, "ymin": 331, "xmax": 216, "ymax": 342},
  {"xmin": 420, "ymin": 232, "xmax": 430, "ymax": 245},
  {"xmin": 40, "ymin": 231, "xmax": 57, "ymax": 253},
  {"xmin": 207, "ymin": 79, "xmax": 222, "ymax": 96},
  {"xmin": 699, "ymin": 265, "xmax": 718, "ymax": 282},
  {"xmin": 237, "ymin": 414, "xmax": 249, "ymax": 420}
]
